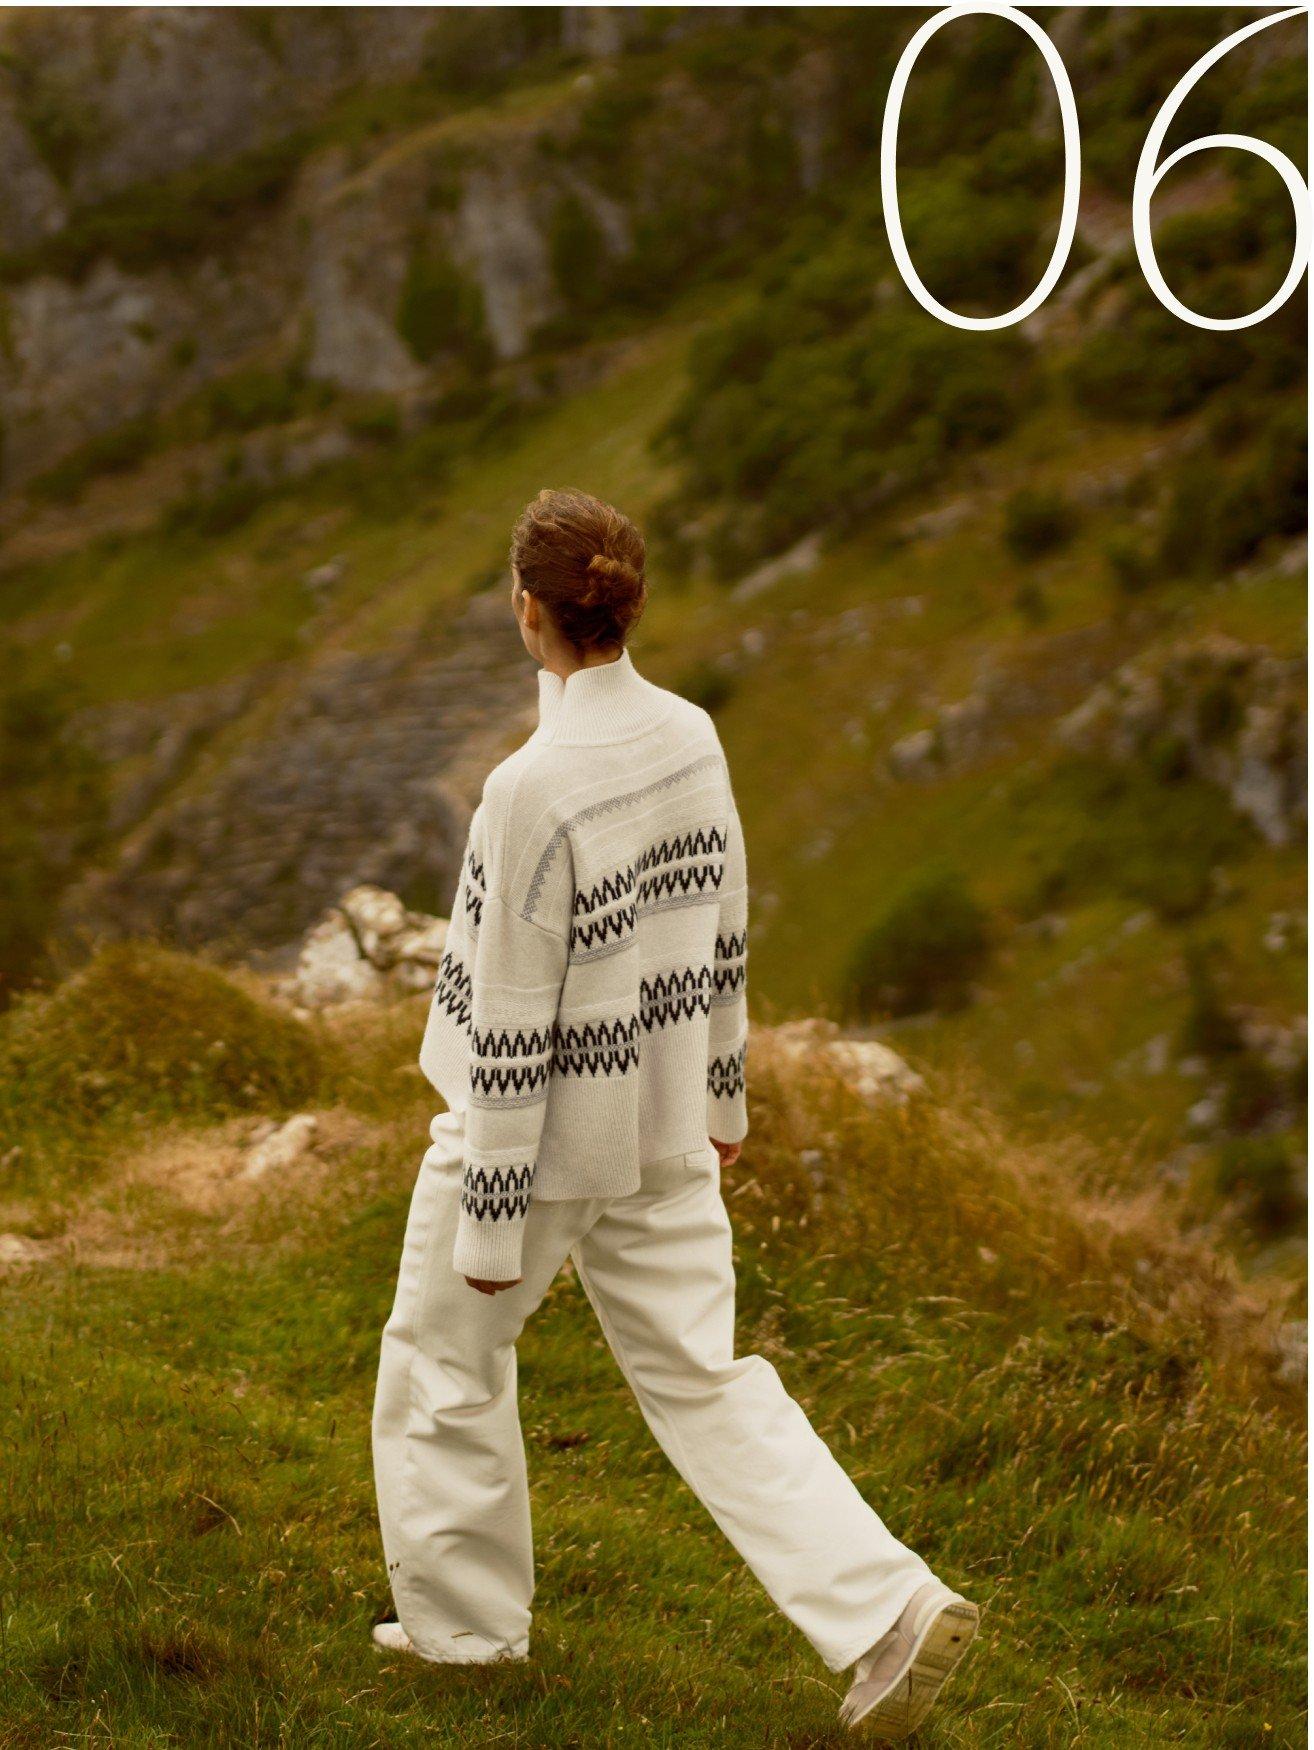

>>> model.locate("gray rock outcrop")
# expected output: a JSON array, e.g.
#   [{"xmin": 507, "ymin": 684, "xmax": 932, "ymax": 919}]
[{"xmin": 1059, "ymin": 636, "xmax": 1307, "ymax": 846}]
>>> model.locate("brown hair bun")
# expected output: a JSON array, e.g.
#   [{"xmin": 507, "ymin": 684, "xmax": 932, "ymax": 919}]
[{"xmin": 511, "ymin": 488, "xmax": 647, "ymax": 651}]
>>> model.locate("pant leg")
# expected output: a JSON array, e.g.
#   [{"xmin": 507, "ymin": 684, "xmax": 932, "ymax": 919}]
[
  {"xmin": 372, "ymin": 1111, "xmax": 598, "ymax": 1662},
  {"xmin": 571, "ymin": 1145, "xmax": 932, "ymax": 1673}
]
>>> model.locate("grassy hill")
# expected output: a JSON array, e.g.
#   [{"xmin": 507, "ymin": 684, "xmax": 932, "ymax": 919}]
[
  {"xmin": 0, "ymin": 946, "xmax": 1304, "ymax": 1745},
  {"xmin": 5, "ymin": 250, "xmax": 1303, "ymax": 1254}
]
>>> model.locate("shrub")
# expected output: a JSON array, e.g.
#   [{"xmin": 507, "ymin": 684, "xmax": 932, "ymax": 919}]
[
  {"xmin": 1013, "ymin": 580, "xmax": 1049, "ymax": 625},
  {"xmin": 202, "ymin": 366, "xmax": 325, "ymax": 437},
  {"xmin": 164, "ymin": 474, "xmax": 266, "ymax": 539},
  {"xmin": 1105, "ymin": 532, "xmax": 1154, "ymax": 597},
  {"xmin": 1178, "ymin": 943, "xmax": 1244, "ymax": 1063},
  {"xmin": 0, "ymin": 137, "xmax": 303, "ymax": 284},
  {"xmin": 1019, "ymin": 760, "xmax": 1249, "ymax": 924},
  {"xmin": 663, "ymin": 279, "xmax": 1031, "ymax": 565},
  {"xmin": 0, "ymin": 661, "xmax": 106, "ymax": 997},
  {"xmin": 397, "ymin": 247, "xmax": 491, "ymax": 369},
  {"xmin": 1002, "ymin": 487, "xmax": 1078, "ymax": 561},
  {"xmin": 29, "ymin": 417, "xmax": 158, "ymax": 504},
  {"xmin": 676, "ymin": 662, "xmax": 735, "ymax": 715},
  {"xmin": 344, "ymin": 399, "xmax": 403, "ymax": 445},
  {"xmin": 549, "ymin": 192, "xmax": 612, "ymax": 315},
  {"xmin": 0, "ymin": 943, "xmax": 327, "ymax": 1150},
  {"xmin": 1213, "ymin": 1138, "xmax": 1302, "ymax": 1236},
  {"xmin": 846, "ymin": 867, "xmax": 991, "ymax": 1018},
  {"xmin": 1068, "ymin": 307, "xmax": 1246, "ymax": 424}
]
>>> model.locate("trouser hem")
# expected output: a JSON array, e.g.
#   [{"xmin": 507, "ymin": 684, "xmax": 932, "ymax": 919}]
[{"xmin": 824, "ymin": 1566, "xmax": 936, "ymax": 1674}]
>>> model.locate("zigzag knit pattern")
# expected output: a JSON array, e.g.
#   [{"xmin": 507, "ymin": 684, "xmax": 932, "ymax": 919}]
[
  {"xmin": 463, "ymin": 850, "xmax": 486, "ymax": 927},
  {"xmin": 641, "ymin": 966, "xmax": 714, "ymax": 1031},
  {"xmin": 571, "ymin": 828, "xmax": 729, "ymax": 917},
  {"xmin": 461, "ymin": 1161, "xmax": 534, "ymax": 1224},
  {"xmin": 712, "ymin": 930, "xmax": 748, "ymax": 1003},
  {"xmin": 569, "ymin": 861, "xmax": 724, "ymax": 960},
  {"xmin": 522, "ymin": 752, "xmax": 724, "ymax": 920},
  {"xmin": 432, "ymin": 951, "xmax": 473, "ymax": 1031},
  {"xmin": 552, "ymin": 1015, "xmax": 641, "ymax": 1078},
  {"xmin": 469, "ymin": 1024, "xmax": 552, "ymax": 1104},
  {"xmin": 708, "ymin": 1046, "xmax": 746, "ymax": 1101}
]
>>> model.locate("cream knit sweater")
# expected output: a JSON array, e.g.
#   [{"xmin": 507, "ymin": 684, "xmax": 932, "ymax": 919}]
[{"xmin": 419, "ymin": 650, "xmax": 749, "ymax": 1279}]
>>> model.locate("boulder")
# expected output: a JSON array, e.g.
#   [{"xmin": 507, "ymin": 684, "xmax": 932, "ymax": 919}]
[
  {"xmin": 243, "ymin": 1113, "xmax": 319, "ymax": 1180},
  {"xmin": 281, "ymin": 885, "xmax": 449, "ymax": 1009},
  {"xmin": 764, "ymin": 1018, "xmax": 924, "ymax": 1104}
]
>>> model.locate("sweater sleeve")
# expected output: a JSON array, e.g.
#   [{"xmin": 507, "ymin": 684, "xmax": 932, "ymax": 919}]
[
  {"xmin": 452, "ymin": 796, "xmax": 568, "ymax": 1281},
  {"xmin": 707, "ymin": 781, "xmax": 749, "ymax": 1144}
]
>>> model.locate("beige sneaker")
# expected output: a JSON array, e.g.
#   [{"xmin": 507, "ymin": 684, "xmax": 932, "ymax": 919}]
[
  {"xmin": 839, "ymin": 1579, "xmax": 979, "ymax": 1738},
  {"xmin": 371, "ymin": 1621, "xmax": 414, "ymax": 1655}
]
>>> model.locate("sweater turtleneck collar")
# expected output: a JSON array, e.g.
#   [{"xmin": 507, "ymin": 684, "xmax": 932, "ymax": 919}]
[{"xmin": 535, "ymin": 648, "xmax": 672, "ymax": 746}]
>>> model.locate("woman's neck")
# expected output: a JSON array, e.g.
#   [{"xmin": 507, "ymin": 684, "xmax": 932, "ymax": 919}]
[{"xmin": 541, "ymin": 644, "xmax": 623, "ymax": 681}]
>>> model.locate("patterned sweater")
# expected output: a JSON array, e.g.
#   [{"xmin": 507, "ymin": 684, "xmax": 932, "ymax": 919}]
[{"xmin": 419, "ymin": 650, "xmax": 749, "ymax": 1279}]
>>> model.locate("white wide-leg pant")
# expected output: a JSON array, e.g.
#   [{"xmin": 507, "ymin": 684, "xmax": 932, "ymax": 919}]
[{"xmin": 372, "ymin": 1112, "xmax": 932, "ymax": 1671}]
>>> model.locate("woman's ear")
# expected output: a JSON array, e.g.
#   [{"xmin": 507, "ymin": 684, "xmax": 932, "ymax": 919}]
[{"xmin": 519, "ymin": 588, "xmax": 540, "ymax": 633}]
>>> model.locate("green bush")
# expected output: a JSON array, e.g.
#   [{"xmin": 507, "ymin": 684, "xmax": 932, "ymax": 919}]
[
  {"xmin": 675, "ymin": 662, "xmax": 735, "ymax": 715},
  {"xmin": 846, "ymin": 867, "xmax": 990, "ymax": 1018},
  {"xmin": 1213, "ymin": 1138, "xmax": 1302, "ymax": 1236},
  {"xmin": 1019, "ymin": 760, "xmax": 1249, "ymax": 924},
  {"xmin": 1068, "ymin": 307, "xmax": 1248, "ymax": 424},
  {"xmin": 396, "ymin": 247, "xmax": 491, "ymax": 369},
  {"xmin": 344, "ymin": 399, "xmax": 403, "ymax": 446},
  {"xmin": 1178, "ymin": 943, "xmax": 1245, "ymax": 1063},
  {"xmin": 549, "ymin": 192, "xmax": 613, "ymax": 316},
  {"xmin": 1002, "ymin": 488, "xmax": 1077, "ymax": 561},
  {"xmin": 164, "ymin": 473, "xmax": 267, "ymax": 539},
  {"xmin": 0, "ymin": 943, "xmax": 327, "ymax": 1150},
  {"xmin": 0, "ymin": 661, "xmax": 106, "ymax": 998},
  {"xmin": 203, "ymin": 365, "xmax": 327, "ymax": 437},
  {"xmin": 1104, "ymin": 532, "xmax": 1154, "ymax": 597},
  {"xmin": 663, "ymin": 253, "xmax": 1031, "ymax": 566},
  {"xmin": 29, "ymin": 417, "xmax": 158, "ymax": 504},
  {"xmin": 0, "ymin": 137, "xmax": 303, "ymax": 284}
]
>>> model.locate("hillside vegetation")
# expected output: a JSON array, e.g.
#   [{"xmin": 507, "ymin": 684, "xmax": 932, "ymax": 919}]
[
  {"xmin": 0, "ymin": 946, "xmax": 1305, "ymax": 1745},
  {"xmin": 0, "ymin": 18, "xmax": 1305, "ymax": 1307}
]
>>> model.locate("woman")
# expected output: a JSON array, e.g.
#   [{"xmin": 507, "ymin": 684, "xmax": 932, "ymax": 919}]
[{"xmin": 371, "ymin": 488, "xmax": 978, "ymax": 1738}]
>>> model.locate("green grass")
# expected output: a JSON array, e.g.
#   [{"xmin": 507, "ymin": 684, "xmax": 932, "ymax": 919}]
[{"xmin": 0, "ymin": 964, "xmax": 1303, "ymax": 1746}]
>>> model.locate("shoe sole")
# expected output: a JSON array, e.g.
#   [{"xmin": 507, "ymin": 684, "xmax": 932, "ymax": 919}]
[{"xmin": 852, "ymin": 1600, "xmax": 979, "ymax": 1740}]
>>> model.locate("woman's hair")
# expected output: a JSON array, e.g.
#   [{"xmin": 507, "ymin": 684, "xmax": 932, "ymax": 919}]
[{"xmin": 510, "ymin": 488, "xmax": 647, "ymax": 651}]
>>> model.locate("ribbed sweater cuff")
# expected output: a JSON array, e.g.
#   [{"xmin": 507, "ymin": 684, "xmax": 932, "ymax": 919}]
[
  {"xmin": 453, "ymin": 1209, "xmax": 528, "ymax": 1281},
  {"xmin": 708, "ymin": 1091, "xmax": 749, "ymax": 1145}
]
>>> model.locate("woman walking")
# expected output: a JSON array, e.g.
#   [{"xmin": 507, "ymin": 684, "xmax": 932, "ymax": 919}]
[{"xmin": 371, "ymin": 488, "xmax": 978, "ymax": 1737}]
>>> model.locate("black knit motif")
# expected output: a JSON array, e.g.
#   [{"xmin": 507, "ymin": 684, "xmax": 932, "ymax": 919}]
[
  {"xmin": 461, "ymin": 1161, "xmax": 534, "ymax": 1224},
  {"xmin": 523, "ymin": 753, "xmax": 724, "ymax": 920},
  {"xmin": 641, "ymin": 966, "xmax": 713, "ymax": 1031},
  {"xmin": 463, "ymin": 849, "xmax": 486, "ymax": 927},
  {"xmin": 432, "ymin": 951, "xmax": 473, "ymax": 1031},
  {"xmin": 470, "ymin": 1059, "xmax": 551, "ymax": 1101},
  {"xmin": 569, "ymin": 859, "xmax": 724, "ymax": 961},
  {"xmin": 708, "ymin": 1046, "xmax": 746, "ymax": 1101},
  {"xmin": 571, "ymin": 904, "xmax": 637, "ymax": 955},
  {"xmin": 712, "ymin": 930, "xmax": 747, "ymax": 1003},
  {"xmin": 571, "ymin": 829, "xmax": 728, "ymax": 917},
  {"xmin": 638, "ymin": 862, "xmax": 723, "ymax": 907},
  {"xmin": 469, "ymin": 1023, "xmax": 552, "ymax": 1104},
  {"xmin": 552, "ymin": 1015, "xmax": 641, "ymax": 1078},
  {"xmin": 472, "ymin": 1024, "xmax": 553, "ymax": 1059}
]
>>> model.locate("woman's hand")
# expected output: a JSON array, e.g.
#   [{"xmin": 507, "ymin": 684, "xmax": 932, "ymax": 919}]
[
  {"xmin": 710, "ymin": 1137, "xmax": 741, "ymax": 1168},
  {"xmin": 464, "ymin": 1276, "xmax": 523, "ymax": 1296}
]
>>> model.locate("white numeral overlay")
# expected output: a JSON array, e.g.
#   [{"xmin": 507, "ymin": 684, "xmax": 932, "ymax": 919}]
[
  {"xmin": 1134, "ymin": 6, "xmax": 1310, "ymax": 332},
  {"xmin": 881, "ymin": 3, "xmax": 1081, "ymax": 331}
]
